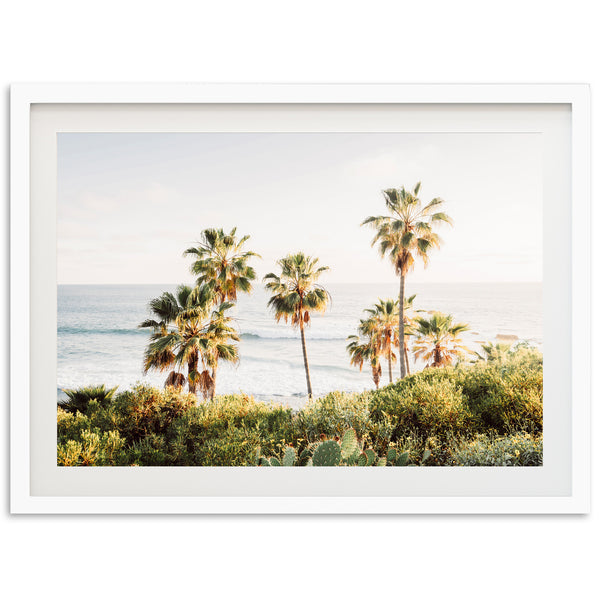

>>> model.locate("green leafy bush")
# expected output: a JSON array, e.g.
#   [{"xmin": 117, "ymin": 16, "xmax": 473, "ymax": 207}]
[
  {"xmin": 57, "ymin": 429, "xmax": 126, "ymax": 466},
  {"xmin": 457, "ymin": 355, "xmax": 543, "ymax": 434},
  {"xmin": 163, "ymin": 394, "xmax": 294, "ymax": 464},
  {"xmin": 450, "ymin": 432, "xmax": 543, "ymax": 466},
  {"xmin": 111, "ymin": 384, "xmax": 197, "ymax": 443},
  {"xmin": 369, "ymin": 375, "xmax": 472, "ymax": 438},
  {"xmin": 294, "ymin": 391, "xmax": 371, "ymax": 441},
  {"xmin": 190, "ymin": 427, "xmax": 265, "ymax": 466}
]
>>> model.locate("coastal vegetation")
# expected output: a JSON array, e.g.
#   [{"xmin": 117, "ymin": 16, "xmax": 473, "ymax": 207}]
[
  {"xmin": 57, "ymin": 345, "xmax": 542, "ymax": 466},
  {"xmin": 58, "ymin": 181, "xmax": 543, "ymax": 467}
]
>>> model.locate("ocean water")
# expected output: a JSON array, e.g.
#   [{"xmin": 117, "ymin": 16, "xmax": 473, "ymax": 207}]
[{"xmin": 57, "ymin": 282, "xmax": 542, "ymax": 409}]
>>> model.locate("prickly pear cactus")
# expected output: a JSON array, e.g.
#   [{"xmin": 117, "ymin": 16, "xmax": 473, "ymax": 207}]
[
  {"xmin": 282, "ymin": 446, "xmax": 296, "ymax": 467},
  {"xmin": 312, "ymin": 439, "xmax": 342, "ymax": 466},
  {"xmin": 269, "ymin": 456, "xmax": 281, "ymax": 466},
  {"xmin": 421, "ymin": 449, "xmax": 431, "ymax": 465},
  {"xmin": 357, "ymin": 452, "xmax": 368, "ymax": 466},
  {"xmin": 341, "ymin": 429, "xmax": 358, "ymax": 460},
  {"xmin": 387, "ymin": 447, "xmax": 397, "ymax": 464},
  {"xmin": 259, "ymin": 456, "xmax": 271, "ymax": 466},
  {"xmin": 396, "ymin": 451, "xmax": 410, "ymax": 466},
  {"xmin": 365, "ymin": 448, "xmax": 377, "ymax": 466}
]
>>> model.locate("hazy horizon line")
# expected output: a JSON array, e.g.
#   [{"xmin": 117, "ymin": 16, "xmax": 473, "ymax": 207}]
[{"xmin": 57, "ymin": 280, "xmax": 544, "ymax": 286}]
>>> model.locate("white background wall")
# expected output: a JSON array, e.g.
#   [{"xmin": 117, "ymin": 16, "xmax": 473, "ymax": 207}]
[{"xmin": 1, "ymin": 2, "xmax": 597, "ymax": 598}]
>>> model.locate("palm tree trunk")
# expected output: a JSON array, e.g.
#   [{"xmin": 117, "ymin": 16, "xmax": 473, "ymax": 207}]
[
  {"xmin": 188, "ymin": 357, "xmax": 197, "ymax": 395},
  {"xmin": 398, "ymin": 274, "xmax": 406, "ymax": 379},
  {"xmin": 372, "ymin": 362, "xmax": 380, "ymax": 389},
  {"xmin": 387, "ymin": 347, "xmax": 393, "ymax": 383},
  {"xmin": 299, "ymin": 322, "xmax": 313, "ymax": 398},
  {"xmin": 404, "ymin": 344, "xmax": 411, "ymax": 375},
  {"xmin": 210, "ymin": 367, "xmax": 216, "ymax": 401}
]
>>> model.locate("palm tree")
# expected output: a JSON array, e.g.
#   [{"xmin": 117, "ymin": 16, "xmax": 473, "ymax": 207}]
[
  {"xmin": 59, "ymin": 384, "xmax": 118, "ymax": 414},
  {"xmin": 474, "ymin": 341, "xmax": 512, "ymax": 363},
  {"xmin": 184, "ymin": 227, "xmax": 260, "ymax": 304},
  {"xmin": 412, "ymin": 312, "xmax": 470, "ymax": 368},
  {"xmin": 362, "ymin": 182, "xmax": 452, "ymax": 379},
  {"xmin": 359, "ymin": 299, "xmax": 399, "ymax": 384},
  {"xmin": 263, "ymin": 252, "xmax": 331, "ymax": 399},
  {"xmin": 346, "ymin": 335, "xmax": 382, "ymax": 389},
  {"xmin": 139, "ymin": 284, "xmax": 239, "ymax": 399},
  {"xmin": 184, "ymin": 227, "xmax": 258, "ymax": 392}
]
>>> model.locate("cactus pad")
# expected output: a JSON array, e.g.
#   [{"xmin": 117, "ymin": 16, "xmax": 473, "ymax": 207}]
[
  {"xmin": 312, "ymin": 440, "xmax": 342, "ymax": 466},
  {"xmin": 341, "ymin": 428, "xmax": 358, "ymax": 460},
  {"xmin": 396, "ymin": 451, "xmax": 410, "ymax": 466},
  {"xmin": 365, "ymin": 448, "xmax": 376, "ymax": 466},
  {"xmin": 282, "ymin": 447, "xmax": 296, "ymax": 467}
]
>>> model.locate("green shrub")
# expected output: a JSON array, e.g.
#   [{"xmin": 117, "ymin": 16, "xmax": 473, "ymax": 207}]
[
  {"xmin": 111, "ymin": 384, "xmax": 197, "ymax": 443},
  {"xmin": 57, "ymin": 400, "xmax": 121, "ymax": 444},
  {"xmin": 294, "ymin": 391, "xmax": 371, "ymax": 442},
  {"xmin": 457, "ymin": 357, "xmax": 543, "ymax": 434},
  {"xmin": 163, "ymin": 395, "xmax": 294, "ymax": 464},
  {"xmin": 57, "ymin": 429, "xmax": 126, "ymax": 466},
  {"xmin": 450, "ymin": 432, "xmax": 543, "ymax": 466},
  {"xmin": 369, "ymin": 375, "xmax": 472, "ymax": 438},
  {"xmin": 126, "ymin": 433, "xmax": 170, "ymax": 466},
  {"xmin": 190, "ymin": 426, "xmax": 264, "ymax": 466}
]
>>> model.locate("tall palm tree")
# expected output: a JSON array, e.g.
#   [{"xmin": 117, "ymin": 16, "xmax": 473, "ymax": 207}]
[
  {"xmin": 139, "ymin": 284, "xmax": 239, "ymax": 399},
  {"xmin": 263, "ymin": 253, "xmax": 331, "ymax": 399},
  {"xmin": 359, "ymin": 299, "xmax": 399, "ymax": 384},
  {"xmin": 412, "ymin": 312, "xmax": 470, "ymax": 368},
  {"xmin": 346, "ymin": 335, "xmax": 382, "ymax": 389},
  {"xmin": 184, "ymin": 227, "xmax": 260, "ymax": 304},
  {"xmin": 362, "ymin": 182, "xmax": 452, "ymax": 379}
]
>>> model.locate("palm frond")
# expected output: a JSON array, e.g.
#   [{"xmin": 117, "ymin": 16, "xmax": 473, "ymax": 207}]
[
  {"xmin": 362, "ymin": 184, "xmax": 451, "ymax": 276},
  {"xmin": 264, "ymin": 252, "xmax": 331, "ymax": 329}
]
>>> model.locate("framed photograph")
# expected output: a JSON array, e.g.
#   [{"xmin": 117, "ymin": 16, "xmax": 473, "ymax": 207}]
[{"xmin": 10, "ymin": 83, "xmax": 590, "ymax": 513}]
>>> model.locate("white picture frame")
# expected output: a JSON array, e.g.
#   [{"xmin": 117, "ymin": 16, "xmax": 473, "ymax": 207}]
[{"xmin": 10, "ymin": 83, "xmax": 591, "ymax": 514}]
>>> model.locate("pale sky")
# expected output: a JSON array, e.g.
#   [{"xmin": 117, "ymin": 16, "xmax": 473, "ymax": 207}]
[{"xmin": 57, "ymin": 132, "xmax": 542, "ymax": 284}]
